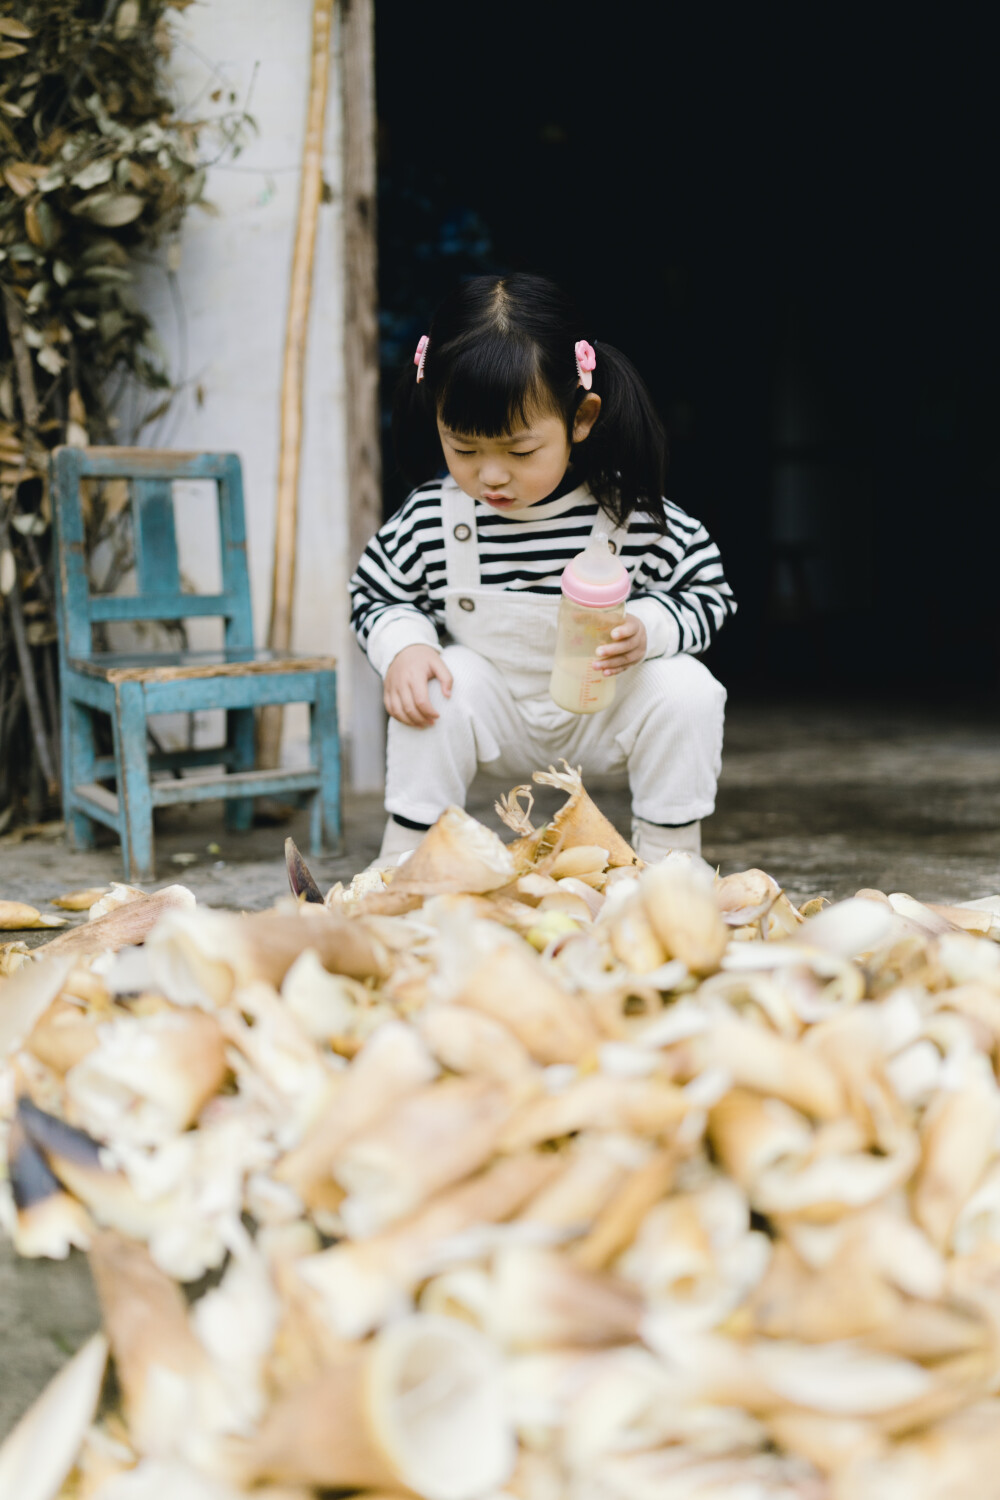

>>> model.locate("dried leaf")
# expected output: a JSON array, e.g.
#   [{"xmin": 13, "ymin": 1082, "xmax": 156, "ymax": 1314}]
[
  {"xmin": 11, "ymin": 512, "xmax": 47, "ymax": 536},
  {"xmin": 36, "ymin": 345, "xmax": 66, "ymax": 376},
  {"xmin": 3, "ymin": 164, "xmax": 37, "ymax": 196},
  {"xmin": 72, "ymin": 191, "xmax": 146, "ymax": 227},
  {"xmin": 24, "ymin": 200, "xmax": 60, "ymax": 250},
  {"xmin": 71, "ymin": 158, "xmax": 115, "ymax": 191},
  {"xmin": 114, "ymin": 0, "xmax": 141, "ymax": 35}
]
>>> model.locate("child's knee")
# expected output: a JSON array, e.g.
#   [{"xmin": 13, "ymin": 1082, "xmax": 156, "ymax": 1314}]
[
  {"xmin": 435, "ymin": 644, "xmax": 504, "ymax": 710},
  {"xmin": 679, "ymin": 657, "xmax": 726, "ymax": 726},
  {"xmin": 643, "ymin": 655, "xmax": 726, "ymax": 727}
]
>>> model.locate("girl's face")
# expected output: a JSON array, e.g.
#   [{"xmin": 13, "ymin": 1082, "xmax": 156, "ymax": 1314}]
[{"xmin": 437, "ymin": 396, "xmax": 601, "ymax": 512}]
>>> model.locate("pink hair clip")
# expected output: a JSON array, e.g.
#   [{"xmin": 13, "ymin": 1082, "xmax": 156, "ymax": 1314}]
[
  {"xmin": 413, "ymin": 333, "xmax": 430, "ymax": 383},
  {"xmin": 575, "ymin": 340, "xmax": 596, "ymax": 390}
]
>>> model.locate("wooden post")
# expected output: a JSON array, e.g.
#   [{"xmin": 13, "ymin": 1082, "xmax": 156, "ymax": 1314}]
[
  {"xmin": 258, "ymin": 0, "xmax": 336, "ymax": 770},
  {"xmin": 341, "ymin": 0, "xmax": 386, "ymax": 792}
]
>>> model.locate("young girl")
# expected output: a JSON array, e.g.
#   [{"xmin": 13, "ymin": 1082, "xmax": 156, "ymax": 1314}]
[{"xmin": 349, "ymin": 274, "xmax": 737, "ymax": 865}]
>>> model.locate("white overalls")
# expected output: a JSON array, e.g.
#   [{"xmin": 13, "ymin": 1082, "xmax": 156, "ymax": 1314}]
[{"xmin": 384, "ymin": 478, "xmax": 727, "ymax": 829}]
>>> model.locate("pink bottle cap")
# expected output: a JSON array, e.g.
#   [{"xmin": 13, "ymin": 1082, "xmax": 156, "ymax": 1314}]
[{"xmin": 560, "ymin": 531, "xmax": 630, "ymax": 607}]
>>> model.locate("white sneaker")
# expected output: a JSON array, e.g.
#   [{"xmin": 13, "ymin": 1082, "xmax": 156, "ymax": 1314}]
[
  {"xmin": 369, "ymin": 816, "xmax": 429, "ymax": 870},
  {"xmin": 631, "ymin": 816, "xmax": 702, "ymax": 861}
]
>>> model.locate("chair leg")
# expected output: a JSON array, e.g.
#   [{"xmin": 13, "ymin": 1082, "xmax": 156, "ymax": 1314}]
[
  {"xmin": 113, "ymin": 681, "xmax": 154, "ymax": 882},
  {"xmin": 63, "ymin": 698, "xmax": 97, "ymax": 850},
  {"xmin": 225, "ymin": 707, "xmax": 255, "ymax": 833},
  {"xmin": 310, "ymin": 671, "xmax": 341, "ymax": 855}
]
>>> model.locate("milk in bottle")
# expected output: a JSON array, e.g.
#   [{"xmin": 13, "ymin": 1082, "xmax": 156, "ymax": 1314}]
[{"xmin": 548, "ymin": 532, "xmax": 630, "ymax": 713}]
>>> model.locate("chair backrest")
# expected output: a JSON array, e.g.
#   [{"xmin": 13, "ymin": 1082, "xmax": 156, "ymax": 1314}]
[{"xmin": 50, "ymin": 447, "xmax": 254, "ymax": 662}]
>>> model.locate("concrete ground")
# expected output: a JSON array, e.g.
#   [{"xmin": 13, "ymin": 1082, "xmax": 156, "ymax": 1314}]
[{"xmin": 2, "ymin": 697, "xmax": 999, "ymax": 1438}]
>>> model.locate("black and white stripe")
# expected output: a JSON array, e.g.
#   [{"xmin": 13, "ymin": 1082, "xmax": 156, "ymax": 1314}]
[{"xmin": 349, "ymin": 482, "xmax": 737, "ymax": 657}]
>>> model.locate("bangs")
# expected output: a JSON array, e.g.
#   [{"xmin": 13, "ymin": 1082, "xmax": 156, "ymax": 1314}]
[{"xmin": 435, "ymin": 333, "xmax": 556, "ymax": 438}]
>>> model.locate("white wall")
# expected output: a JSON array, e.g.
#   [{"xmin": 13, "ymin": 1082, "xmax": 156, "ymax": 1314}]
[{"xmin": 132, "ymin": 0, "xmax": 351, "ymax": 765}]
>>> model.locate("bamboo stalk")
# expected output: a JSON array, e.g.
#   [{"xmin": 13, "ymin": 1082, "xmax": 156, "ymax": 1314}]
[
  {"xmin": 42, "ymin": 643, "xmax": 60, "ymax": 782},
  {"xmin": 0, "ymin": 520, "xmax": 57, "ymax": 797},
  {"xmin": 22, "ymin": 525, "xmax": 54, "ymax": 611},
  {"xmin": 0, "ymin": 667, "xmax": 8, "ymax": 807},
  {"xmin": 1, "ymin": 290, "xmax": 57, "ymax": 800},
  {"xmin": 2, "ymin": 288, "xmax": 40, "ymax": 431},
  {"xmin": 258, "ymin": 0, "xmax": 335, "ymax": 771}
]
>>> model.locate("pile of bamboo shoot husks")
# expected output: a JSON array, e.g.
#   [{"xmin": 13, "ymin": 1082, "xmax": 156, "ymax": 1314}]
[{"xmin": 4, "ymin": 764, "xmax": 1000, "ymax": 1500}]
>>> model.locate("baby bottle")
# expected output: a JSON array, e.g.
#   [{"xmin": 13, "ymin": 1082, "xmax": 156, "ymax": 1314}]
[{"xmin": 549, "ymin": 532, "xmax": 631, "ymax": 713}]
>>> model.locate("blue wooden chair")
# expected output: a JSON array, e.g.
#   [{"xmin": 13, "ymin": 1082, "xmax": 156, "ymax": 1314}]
[{"xmin": 50, "ymin": 447, "xmax": 340, "ymax": 881}]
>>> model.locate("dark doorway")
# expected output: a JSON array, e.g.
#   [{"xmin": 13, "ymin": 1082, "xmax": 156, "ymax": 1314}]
[{"xmin": 375, "ymin": 5, "xmax": 999, "ymax": 696}]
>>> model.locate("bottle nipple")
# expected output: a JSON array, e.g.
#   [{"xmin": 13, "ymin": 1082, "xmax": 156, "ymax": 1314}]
[
  {"xmin": 560, "ymin": 531, "xmax": 630, "ymax": 607},
  {"xmin": 575, "ymin": 532, "xmax": 623, "ymax": 583}
]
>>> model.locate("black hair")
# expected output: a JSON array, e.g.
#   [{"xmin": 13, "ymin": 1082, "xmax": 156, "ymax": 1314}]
[{"xmin": 392, "ymin": 273, "xmax": 668, "ymax": 531}]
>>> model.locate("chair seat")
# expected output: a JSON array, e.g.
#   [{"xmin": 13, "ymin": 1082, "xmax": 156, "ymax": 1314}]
[{"xmin": 70, "ymin": 648, "xmax": 337, "ymax": 685}]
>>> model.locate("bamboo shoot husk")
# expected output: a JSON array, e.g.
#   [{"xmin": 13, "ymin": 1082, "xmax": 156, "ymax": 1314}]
[
  {"xmin": 40, "ymin": 886, "xmax": 196, "ymax": 961},
  {"xmin": 488, "ymin": 1246, "xmax": 642, "ymax": 1350},
  {"xmin": 641, "ymin": 867, "xmax": 728, "ymax": 975},
  {"xmin": 6, "ymin": 1112, "xmax": 93, "ymax": 1258},
  {"xmin": 25, "ymin": 998, "xmax": 101, "ymax": 1075},
  {"xmin": 274, "ymin": 1020, "xmax": 438, "ymax": 1195},
  {"xmin": 8, "ymin": 771, "xmax": 1000, "ymax": 1498},
  {"xmin": 226, "ymin": 1313, "xmax": 515, "ymax": 1498},
  {"xmin": 415, "ymin": 1004, "xmax": 542, "ymax": 1097},
  {"xmin": 832, "ymin": 1398, "xmax": 1000, "ymax": 1500},
  {"xmin": 500, "ymin": 1074, "xmax": 688, "ymax": 1152},
  {"xmin": 912, "ymin": 1058, "xmax": 1000, "ymax": 1247},
  {"xmin": 704, "ymin": 1017, "xmax": 846, "ymax": 1119},
  {"xmin": 65, "ymin": 1007, "xmax": 227, "ymax": 1145},
  {"xmin": 0, "ymin": 952, "xmax": 75, "ymax": 1057},
  {"xmin": 333, "ymin": 1075, "xmax": 513, "ymax": 1235},
  {"xmin": 297, "ymin": 1151, "xmax": 560, "ymax": 1339},
  {"xmin": 456, "ymin": 945, "xmax": 598, "ymax": 1064},
  {"xmin": 502, "ymin": 763, "xmax": 638, "ymax": 870},
  {"xmin": 88, "ymin": 1231, "xmax": 225, "ymax": 1457},
  {"xmin": 150, "ymin": 907, "xmax": 389, "ymax": 1007},
  {"xmin": 0, "ymin": 1333, "xmax": 108, "ymax": 1500},
  {"xmin": 518, "ymin": 1135, "xmax": 638, "ymax": 1233},
  {"xmin": 571, "ymin": 1146, "xmax": 679, "ymax": 1270},
  {"xmin": 389, "ymin": 807, "xmax": 517, "ymax": 895}
]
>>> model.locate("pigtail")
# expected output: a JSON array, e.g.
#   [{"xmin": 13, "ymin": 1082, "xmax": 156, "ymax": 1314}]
[
  {"xmin": 392, "ymin": 356, "xmax": 445, "ymax": 486},
  {"xmin": 578, "ymin": 342, "xmax": 668, "ymax": 531}
]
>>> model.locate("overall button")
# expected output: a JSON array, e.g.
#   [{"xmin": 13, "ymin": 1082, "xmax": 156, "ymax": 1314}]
[
  {"xmin": 458, "ymin": 597, "xmax": 476, "ymax": 612},
  {"xmin": 453, "ymin": 523, "xmax": 472, "ymax": 541},
  {"xmin": 608, "ymin": 539, "xmax": 617, "ymax": 553}
]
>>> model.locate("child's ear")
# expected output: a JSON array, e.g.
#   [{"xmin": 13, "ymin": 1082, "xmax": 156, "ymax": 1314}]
[{"xmin": 572, "ymin": 393, "xmax": 602, "ymax": 444}]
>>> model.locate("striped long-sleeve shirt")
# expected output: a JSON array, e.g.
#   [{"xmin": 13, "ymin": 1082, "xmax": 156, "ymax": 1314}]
[{"xmin": 349, "ymin": 480, "xmax": 737, "ymax": 677}]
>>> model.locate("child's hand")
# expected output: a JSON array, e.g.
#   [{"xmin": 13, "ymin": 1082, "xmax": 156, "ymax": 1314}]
[
  {"xmin": 384, "ymin": 645, "xmax": 453, "ymax": 727},
  {"xmin": 595, "ymin": 614, "xmax": 647, "ymax": 675}
]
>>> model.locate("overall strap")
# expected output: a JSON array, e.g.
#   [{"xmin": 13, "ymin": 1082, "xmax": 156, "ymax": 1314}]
[{"xmin": 441, "ymin": 480, "xmax": 480, "ymax": 590}]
